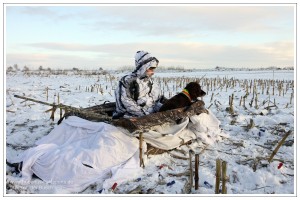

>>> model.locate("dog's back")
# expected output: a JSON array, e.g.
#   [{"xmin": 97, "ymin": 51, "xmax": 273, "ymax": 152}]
[
  {"xmin": 159, "ymin": 82, "xmax": 206, "ymax": 112},
  {"xmin": 159, "ymin": 93, "xmax": 191, "ymax": 112}
]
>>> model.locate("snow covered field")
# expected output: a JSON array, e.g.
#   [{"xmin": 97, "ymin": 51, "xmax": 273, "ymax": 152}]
[{"xmin": 5, "ymin": 69, "xmax": 295, "ymax": 195}]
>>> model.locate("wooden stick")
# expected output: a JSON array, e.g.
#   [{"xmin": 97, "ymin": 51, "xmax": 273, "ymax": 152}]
[
  {"xmin": 221, "ymin": 161, "xmax": 227, "ymax": 194},
  {"xmin": 14, "ymin": 95, "xmax": 113, "ymax": 122},
  {"xmin": 58, "ymin": 93, "xmax": 62, "ymax": 119},
  {"xmin": 210, "ymin": 93, "xmax": 214, "ymax": 102},
  {"xmin": 230, "ymin": 94, "xmax": 234, "ymax": 114},
  {"xmin": 169, "ymin": 153, "xmax": 189, "ymax": 160},
  {"xmin": 290, "ymin": 92, "xmax": 294, "ymax": 104},
  {"xmin": 239, "ymin": 96, "xmax": 242, "ymax": 106},
  {"xmin": 189, "ymin": 150, "xmax": 193, "ymax": 191},
  {"xmin": 139, "ymin": 132, "xmax": 145, "ymax": 168},
  {"xmin": 50, "ymin": 106, "xmax": 56, "ymax": 121},
  {"xmin": 207, "ymin": 103, "xmax": 213, "ymax": 110},
  {"xmin": 255, "ymin": 93, "xmax": 258, "ymax": 109},
  {"xmin": 215, "ymin": 159, "xmax": 221, "ymax": 194},
  {"xmin": 46, "ymin": 87, "xmax": 48, "ymax": 101},
  {"xmin": 268, "ymin": 130, "xmax": 292, "ymax": 163},
  {"xmin": 6, "ymin": 110, "xmax": 15, "ymax": 113},
  {"xmin": 272, "ymin": 81, "xmax": 275, "ymax": 96},
  {"xmin": 195, "ymin": 154, "xmax": 199, "ymax": 190}
]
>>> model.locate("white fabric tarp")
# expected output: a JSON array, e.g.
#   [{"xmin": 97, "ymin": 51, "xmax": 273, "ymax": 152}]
[
  {"xmin": 141, "ymin": 110, "xmax": 222, "ymax": 149},
  {"xmin": 9, "ymin": 116, "xmax": 141, "ymax": 193},
  {"xmin": 9, "ymin": 110, "xmax": 222, "ymax": 193}
]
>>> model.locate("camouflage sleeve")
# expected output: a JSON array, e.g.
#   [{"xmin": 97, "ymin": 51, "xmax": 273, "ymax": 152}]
[
  {"xmin": 148, "ymin": 81, "xmax": 164, "ymax": 112},
  {"xmin": 119, "ymin": 86, "xmax": 148, "ymax": 117}
]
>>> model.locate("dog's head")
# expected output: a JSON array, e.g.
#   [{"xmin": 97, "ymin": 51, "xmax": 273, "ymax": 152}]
[{"xmin": 184, "ymin": 82, "xmax": 206, "ymax": 101}]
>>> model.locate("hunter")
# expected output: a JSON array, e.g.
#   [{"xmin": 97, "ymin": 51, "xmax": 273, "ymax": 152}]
[{"xmin": 113, "ymin": 50, "xmax": 166, "ymax": 118}]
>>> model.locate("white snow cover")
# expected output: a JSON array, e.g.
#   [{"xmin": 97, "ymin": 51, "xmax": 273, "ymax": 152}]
[{"xmin": 5, "ymin": 70, "xmax": 295, "ymax": 195}]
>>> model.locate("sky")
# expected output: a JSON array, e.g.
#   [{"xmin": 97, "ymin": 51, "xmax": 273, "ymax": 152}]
[{"xmin": 5, "ymin": 4, "xmax": 295, "ymax": 70}]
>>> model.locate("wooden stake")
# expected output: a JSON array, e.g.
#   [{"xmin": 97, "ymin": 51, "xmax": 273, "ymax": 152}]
[
  {"xmin": 272, "ymin": 81, "xmax": 275, "ymax": 96},
  {"xmin": 139, "ymin": 132, "xmax": 145, "ymax": 168},
  {"xmin": 221, "ymin": 161, "xmax": 227, "ymax": 194},
  {"xmin": 46, "ymin": 87, "xmax": 48, "ymax": 101},
  {"xmin": 290, "ymin": 92, "xmax": 294, "ymax": 104},
  {"xmin": 229, "ymin": 94, "xmax": 234, "ymax": 114},
  {"xmin": 255, "ymin": 93, "xmax": 258, "ymax": 109},
  {"xmin": 58, "ymin": 93, "xmax": 62, "ymax": 118},
  {"xmin": 195, "ymin": 154, "xmax": 199, "ymax": 190},
  {"xmin": 189, "ymin": 150, "xmax": 193, "ymax": 191},
  {"xmin": 268, "ymin": 130, "xmax": 292, "ymax": 163},
  {"xmin": 50, "ymin": 106, "xmax": 56, "ymax": 121},
  {"xmin": 215, "ymin": 159, "xmax": 221, "ymax": 194},
  {"xmin": 51, "ymin": 93, "xmax": 57, "ymax": 121},
  {"xmin": 210, "ymin": 93, "xmax": 214, "ymax": 102},
  {"xmin": 239, "ymin": 96, "xmax": 242, "ymax": 106}
]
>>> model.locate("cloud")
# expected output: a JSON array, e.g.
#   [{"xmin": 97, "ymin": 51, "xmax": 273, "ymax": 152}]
[
  {"xmin": 9, "ymin": 40, "xmax": 293, "ymax": 69},
  {"xmin": 16, "ymin": 6, "xmax": 86, "ymax": 22},
  {"xmin": 9, "ymin": 5, "xmax": 294, "ymax": 37},
  {"xmin": 6, "ymin": 5, "xmax": 294, "ymax": 69},
  {"xmin": 86, "ymin": 6, "xmax": 294, "ymax": 36},
  {"xmin": 20, "ymin": 6, "xmax": 57, "ymax": 17}
]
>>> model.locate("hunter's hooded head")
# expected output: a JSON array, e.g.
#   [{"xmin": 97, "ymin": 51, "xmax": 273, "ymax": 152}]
[{"xmin": 133, "ymin": 50, "xmax": 159, "ymax": 77}]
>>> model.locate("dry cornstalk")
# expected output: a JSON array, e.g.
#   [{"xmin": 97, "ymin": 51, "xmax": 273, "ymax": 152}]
[
  {"xmin": 168, "ymin": 171, "xmax": 190, "ymax": 177},
  {"xmin": 189, "ymin": 150, "xmax": 194, "ymax": 191},
  {"xmin": 210, "ymin": 93, "xmax": 214, "ymax": 102},
  {"xmin": 255, "ymin": 93, "xmax": 258, "ymax": 109},
  {"xmin": 195, "ymin": 154, "xmax": 199, "ymax": 190},
  {"xmin": 50, "ymin": 106, "xmax": 56, "ymax": 121},
  {"xmin": 221, "ymin": 161, "xmax": 227, "ymax": 194},
  {"xmin": 246, "ymin": 119, "xmax": 255, "ymax": 131},
  {"xmin": 252, "ymin": 82, "xmax": 256, "ymax": 99},
  {"xmin": 239, "ymin": 96, "xmax": 242, "ymax": 106},
  {"xmin": 268, "ymin": 130, "xmax": 292, "ymax": 163},
  {"xmin": 207, "ymin": 103, "xmax": 213, "ymax": 110},
  {"xmin": 7, "ymin": 91, "xmax": 15, "ymax": 105},
  {"xmin": 272, "ymin": 81, "xmax": 275, "ymax": 95},
  {"xmin": 46, "ymin": 87, "xmax": 49, "ymax": 101},
  {"xmin": 6, "ymin": 110, "xmax": 15, "ymax": 113},
  {"xmin": 215, "ymin": 159, "xmax": 221, "ymax": 194},
  {"xmin": 290, "ymin": 92, "xmax": 294, "ymax": 104},
  {"xmin": 58, "ymin": 93, "xmax": 62, "ymax": 118},
  {"xmin": 168, "ymin": 153, "xmax": 189, "ymax": 160},
  {"xmin": 139, "ymin": 132, "xmax": 145, "ymax": 168},
  {"xmin": 230, "ymin": 93, "xmax": 234, "ymax": 113}
]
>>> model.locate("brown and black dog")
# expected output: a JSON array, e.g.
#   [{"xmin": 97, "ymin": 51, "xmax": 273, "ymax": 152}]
[{"xmin": 159, "ymin": 82, "xmax": 206, "ymax": 112}]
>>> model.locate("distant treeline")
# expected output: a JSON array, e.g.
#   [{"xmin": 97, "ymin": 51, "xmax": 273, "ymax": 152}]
[
  {"xmin": 213, "ymin": 66, "xmax": 294, "ymax": 71},
  {"xmin": 6, "ymin": 64, "xmax": 294, "ymax": 75}
]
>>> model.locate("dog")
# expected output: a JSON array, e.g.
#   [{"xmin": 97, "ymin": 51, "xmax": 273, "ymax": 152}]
[{"xmin": 159, "ymin": 82, "xmax": 206, "ymax": 112}]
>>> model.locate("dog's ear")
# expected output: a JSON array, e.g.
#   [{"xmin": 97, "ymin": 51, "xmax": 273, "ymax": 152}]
[{"xmin": 199, "ymin": 87, "xmax": 206, "ymax": 97}]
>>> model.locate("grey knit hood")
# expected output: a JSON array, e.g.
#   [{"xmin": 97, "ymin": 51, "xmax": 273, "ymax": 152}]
[{"xmin": 132, "ymin": 50, "xmax": 159, "ymax": 77}]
